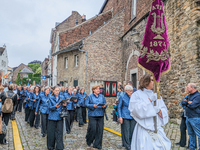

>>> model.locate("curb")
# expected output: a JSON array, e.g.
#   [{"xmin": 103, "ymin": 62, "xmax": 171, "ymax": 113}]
[{"xmin": 11, "ymin": 120, "xmax": 23, "ymax": 150}]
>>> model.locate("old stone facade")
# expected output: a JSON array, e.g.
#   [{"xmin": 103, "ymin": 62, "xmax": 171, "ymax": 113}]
[
  {"xmin": 49, "ymin": 0, "xmax": 200, "ymax": 119},
  {"xmin": 99, "ymin": 0, "xmax": 200, "ymax": 121},
  {"xmin": 12, "ymin": 63, "xmax": 33, "ymax": 83},
  {"xmin": 50, "ymin": 11, "xmax": 83, "ymax": 86},
  {"xmin": 56, "ymin": 9, "xmax": 113, "ymax": 89}
]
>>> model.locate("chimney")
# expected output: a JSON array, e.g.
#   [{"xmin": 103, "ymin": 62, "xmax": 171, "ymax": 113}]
[{"xmin": 82, "ymin": 14, "xmax": 86, "ymax": 22}]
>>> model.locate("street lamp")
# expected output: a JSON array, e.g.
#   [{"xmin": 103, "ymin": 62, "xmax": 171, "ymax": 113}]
[
  {"xmin": 26, "ymin": 79, "xmax": 31, "ymax": 85},
  {"xmin": 131, "ymin": 28, "xmax": 140, "ymax": 49}
]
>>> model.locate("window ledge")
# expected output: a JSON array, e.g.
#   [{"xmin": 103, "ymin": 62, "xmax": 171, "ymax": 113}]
[{"xmin": 129, "ymin": 16, "xmax": 136, "ymax": 24}]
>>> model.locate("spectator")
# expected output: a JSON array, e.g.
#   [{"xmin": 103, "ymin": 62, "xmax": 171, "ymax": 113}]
[
  {"xmin": 112, "ymin": 100, "xmax": 119, "ymax": 122},
  {"xmin": 3, "ymin": 84, "xmax": 8, "ymax": 92},
  {"xmin": 127, "ymin": 81, "xmax": 137, "ymax": 92},
  {"xmin": 99, "ymin": 84, "xmax": 105, "ymax": 95},
  {"xmin": 182, "ymin": 83, "xmax": 200, "ymax": 150},
  {"xmin": 1, "ymin": 84, "xmax": 17, "ymax": 126}
]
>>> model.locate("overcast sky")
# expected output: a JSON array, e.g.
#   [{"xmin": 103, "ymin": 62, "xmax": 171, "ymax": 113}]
[{"xmin": 0, "ymin": 0, "xmax": 105, "ymax": 68}]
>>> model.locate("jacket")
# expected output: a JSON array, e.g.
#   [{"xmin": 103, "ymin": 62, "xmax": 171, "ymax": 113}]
[
  {"xmin": 26, "ymin": 92, "xmax": 34, "ymax": 108},
  {"xmin": 118, "ymin": 93, "xmax": 133, "ymax": 119},
  {"xmin": 36, "ymin": 94, "xmax": 50, "ymax": 114},
  {"xmin": 85, "ymin": 93, "xmax": 107, "ymax": 117},
  {"xmin": 77, "ymin": 93, "xmax": 87, "ymax": 107},
  {"xmin": 48, "ymin": 95, "xmax": 66, "ymax": 121},
  {"xmin": 182, "ymin": 91, "xmax": 200, "ymax": 118},
  {"xmin": 64, "ymin": 93, "xmax": 76, "ymax": 110},
  {"xmin": 32, "ymin": 93, "xmax": 40, "ymax": 109}
]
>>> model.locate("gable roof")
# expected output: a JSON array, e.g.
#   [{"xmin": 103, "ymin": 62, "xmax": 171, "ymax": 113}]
[
  {"xmin": 99, "ymin": 0, "xmax": 109, "ymax": 14},
  {"xmin": 19, "ymin": 67, "xmax": 33, "ymax": 74}
]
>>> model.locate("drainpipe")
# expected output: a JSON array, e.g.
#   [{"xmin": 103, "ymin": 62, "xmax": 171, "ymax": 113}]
[{"xmin": 78, "ymin": 45, "xmax": 87, "ymax": 92}]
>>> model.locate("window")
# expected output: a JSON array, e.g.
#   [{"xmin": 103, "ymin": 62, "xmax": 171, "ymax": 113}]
[
  {"xmin": 104, "ymin": 81, "xmax": 117, "ymax": 97},
  {"xmin": 74, "ymin": 80, "xmax": 78, "ymax": 87},
  {"xmin": 76, "ymin": 20, "xmax": 78, "ymax": 25},
  {"xmin": 65, "ymin": 57, "xmax": 68, "ymax": 68},
  {"xmin": 23, "ymin": 74, "xmax": 28, "ymax": 78},
  {"xmin": 74, "ymin": 54, "xmax": 79, "ymax": 67},
  {"xmin": 89, "ymin": 31, "xmax": 91, "ymax": 35},
  {"xmin": 132, "ymin": 0, "xmax": 137, "ymax": 19}
]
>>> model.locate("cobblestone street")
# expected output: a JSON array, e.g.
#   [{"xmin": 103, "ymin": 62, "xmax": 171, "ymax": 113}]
[{"xmin": 0, "ymin": 108, "xmax": 198, "ymax": 150}]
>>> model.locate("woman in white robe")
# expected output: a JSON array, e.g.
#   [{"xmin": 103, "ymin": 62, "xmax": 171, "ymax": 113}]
[{"xmin": 128, "ymin": 74, "xmax": 171, "ymax": 150}]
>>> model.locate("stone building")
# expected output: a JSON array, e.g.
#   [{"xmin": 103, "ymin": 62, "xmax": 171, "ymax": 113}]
[
  {"xmin": 12, "ymin": 63, "xmax": 33, "ymax": 83},
  {"xmin": 0, "ymin": 44, "xmax": 8, "ymax": 85},
  {"xmin": 50, "ymin": 11, "xmax": 85, "ymax": 86},
  {"xmin": 99, "ymin": 0, "xmax": 200, "ymax": 121},
  {"xmin": 50, "ymin": 0, "xmax": 200, "ymax": 119},
  {"xmin": 41, "ymin": 58, "xmax": 49, "ymax": 86},
  {"xmin": 54, "ymin": 9, "xmax": 115, "ymax": 94}
]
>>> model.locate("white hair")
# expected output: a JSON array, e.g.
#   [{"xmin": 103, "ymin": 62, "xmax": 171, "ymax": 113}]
[
  {"xmin": 125, "ymin": 85, "xmax": 133, "ymax": 91},
  {"xmin": 30, "ymin": 86, "xmax": 34, "ymax": 90},
  {"xmin": 73, "ymin": 89, "xmax": 77, "ymax": 92}
]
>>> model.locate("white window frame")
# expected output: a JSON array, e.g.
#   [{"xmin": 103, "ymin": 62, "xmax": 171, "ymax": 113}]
[
  {"xmin": 65, "ymin": 57, "xmax": 68, "ymax": 69},
  {"xmin": 75, "ymin": 55, "xmax": 79, "ymax": 67}
]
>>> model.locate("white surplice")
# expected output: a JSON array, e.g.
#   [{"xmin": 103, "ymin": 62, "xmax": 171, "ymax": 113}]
[{"xmin": 128, "ymin": 88, "xmax": 171, "ymax": 150}]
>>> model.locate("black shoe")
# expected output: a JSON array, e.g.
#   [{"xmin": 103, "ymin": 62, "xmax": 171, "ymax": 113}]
[
  {"xmin": 42, "ymin": 134, "xmax": 46, "ymax": 137},
  {"xmin": 175, "ymin": 142, "xmax": 180, "ymax": 146},
  {"xmin": 67, "ymin": 130, "xmax": 70, "ymax": 134}
]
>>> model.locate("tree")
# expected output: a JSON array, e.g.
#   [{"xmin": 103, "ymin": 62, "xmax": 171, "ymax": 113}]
[{"xmin": 28, "ymin": 63, "xmax": 41, "ymax": 73}]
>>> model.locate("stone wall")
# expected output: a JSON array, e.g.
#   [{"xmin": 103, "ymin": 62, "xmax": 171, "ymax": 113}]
[
  {"xmin": 159, "ymin": 0, "xmax": 200, "ymax": 120},
  {"xmin": 101, "ymin": 0, "xmax": 152, "ymax": 34},
  {"xmin": 121, "ymin": 0, "xmax": 200, "ymax": 123},
  {"xmin": 83, "ymin": 10, "xmax": 125, "ymax": 104},
  {"xmin": 57, "ymin": 49, "xmax": 85, "ymax": 88}
]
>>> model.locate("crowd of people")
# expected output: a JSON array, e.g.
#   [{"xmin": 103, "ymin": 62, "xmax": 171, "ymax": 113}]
[{"xmin": 0, "ymin": 74, "xmax": 199, "ymax": 150}]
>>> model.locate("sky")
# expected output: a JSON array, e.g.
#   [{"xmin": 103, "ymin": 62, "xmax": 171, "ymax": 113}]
[{"xmin": 0, "ymin": 0, "xmax": 105, "ymax": 68}]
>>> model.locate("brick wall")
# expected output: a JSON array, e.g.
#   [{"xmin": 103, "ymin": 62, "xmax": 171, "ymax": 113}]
[
  {"xmin": 101, "ymin": 0, "xmax": 152, "ymax": 34},
  {"xmin": 56, "ymin": 11, "xmax": 83, "ymax": 33},
  {"xmin": 83, "ymin": 10, "xmax": 125, "ymax": 104},
  {"xmin": 59, "ymin": 10, "xmax": 113, "ymax": 51}
]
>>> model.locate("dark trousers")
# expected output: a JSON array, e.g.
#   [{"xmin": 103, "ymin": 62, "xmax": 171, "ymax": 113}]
[
  {"xmin": 74, "ymin": 109, "xmax": 78, "ymax": 121},
  {"xmin": 29, "ymin": 108, "xmax": 36, "ymax": 127},
  {"xmin": 47, "ymin": 119, "xmax": 64, "ymax": 150},
  {"xmin": 122, "ymin": 119, "xmax": 136, "ymax": 150},
  {"xmin": 10, "ymin": 105, "xmax": 17, "ymax": 120},
  {"xmin": 86, "ymin": 116, "xmax": 104, "ymax": 149},
  {"xmin": 2, "ymin": 113, "xmax": 11, "ymax": 126},
  {"xmin": 34, "ymin": 112, "xmax": 40, "ymax": 128},
  {"xmin": 77, "ymin": 107, "xmax": 84, "ymax": 125},
  {"xmin": 17, "ymin": 99, "xmax": 23, "ymax": 112},
  {"xmin": 41, "ymin": 113, "xmax": 48, "ymax": 135},
  {"xmin": 179, "ymin": 117, "xmax": 187, "ymax": 146},
  {"xmin": 66, "ymin": 110, "xmax": 74, "ymax": 132},
  {"xmin": 82, "ymin": 107, "xmax": 86, "ymax": 123},
  {"xmin": 25, "ymin": 107, "xmax": 31, "ymax": 122}
]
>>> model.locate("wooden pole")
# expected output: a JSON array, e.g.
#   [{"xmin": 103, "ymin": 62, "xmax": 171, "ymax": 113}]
[{"xmin": 154, "ymin": 83, "xmax": 160, "ymax": 133}]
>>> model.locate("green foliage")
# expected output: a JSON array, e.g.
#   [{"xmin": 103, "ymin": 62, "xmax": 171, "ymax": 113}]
[
  {"xmin": 15, "ymin": 69, "xmax": 41, "ymax": 85},
  {"xmin": 28, "ymin": 63, "xmax": 41, "ymax": 73},
  {"xmin": 35, "ymin": 67, "xmax": 41, "ymax": 74}
]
